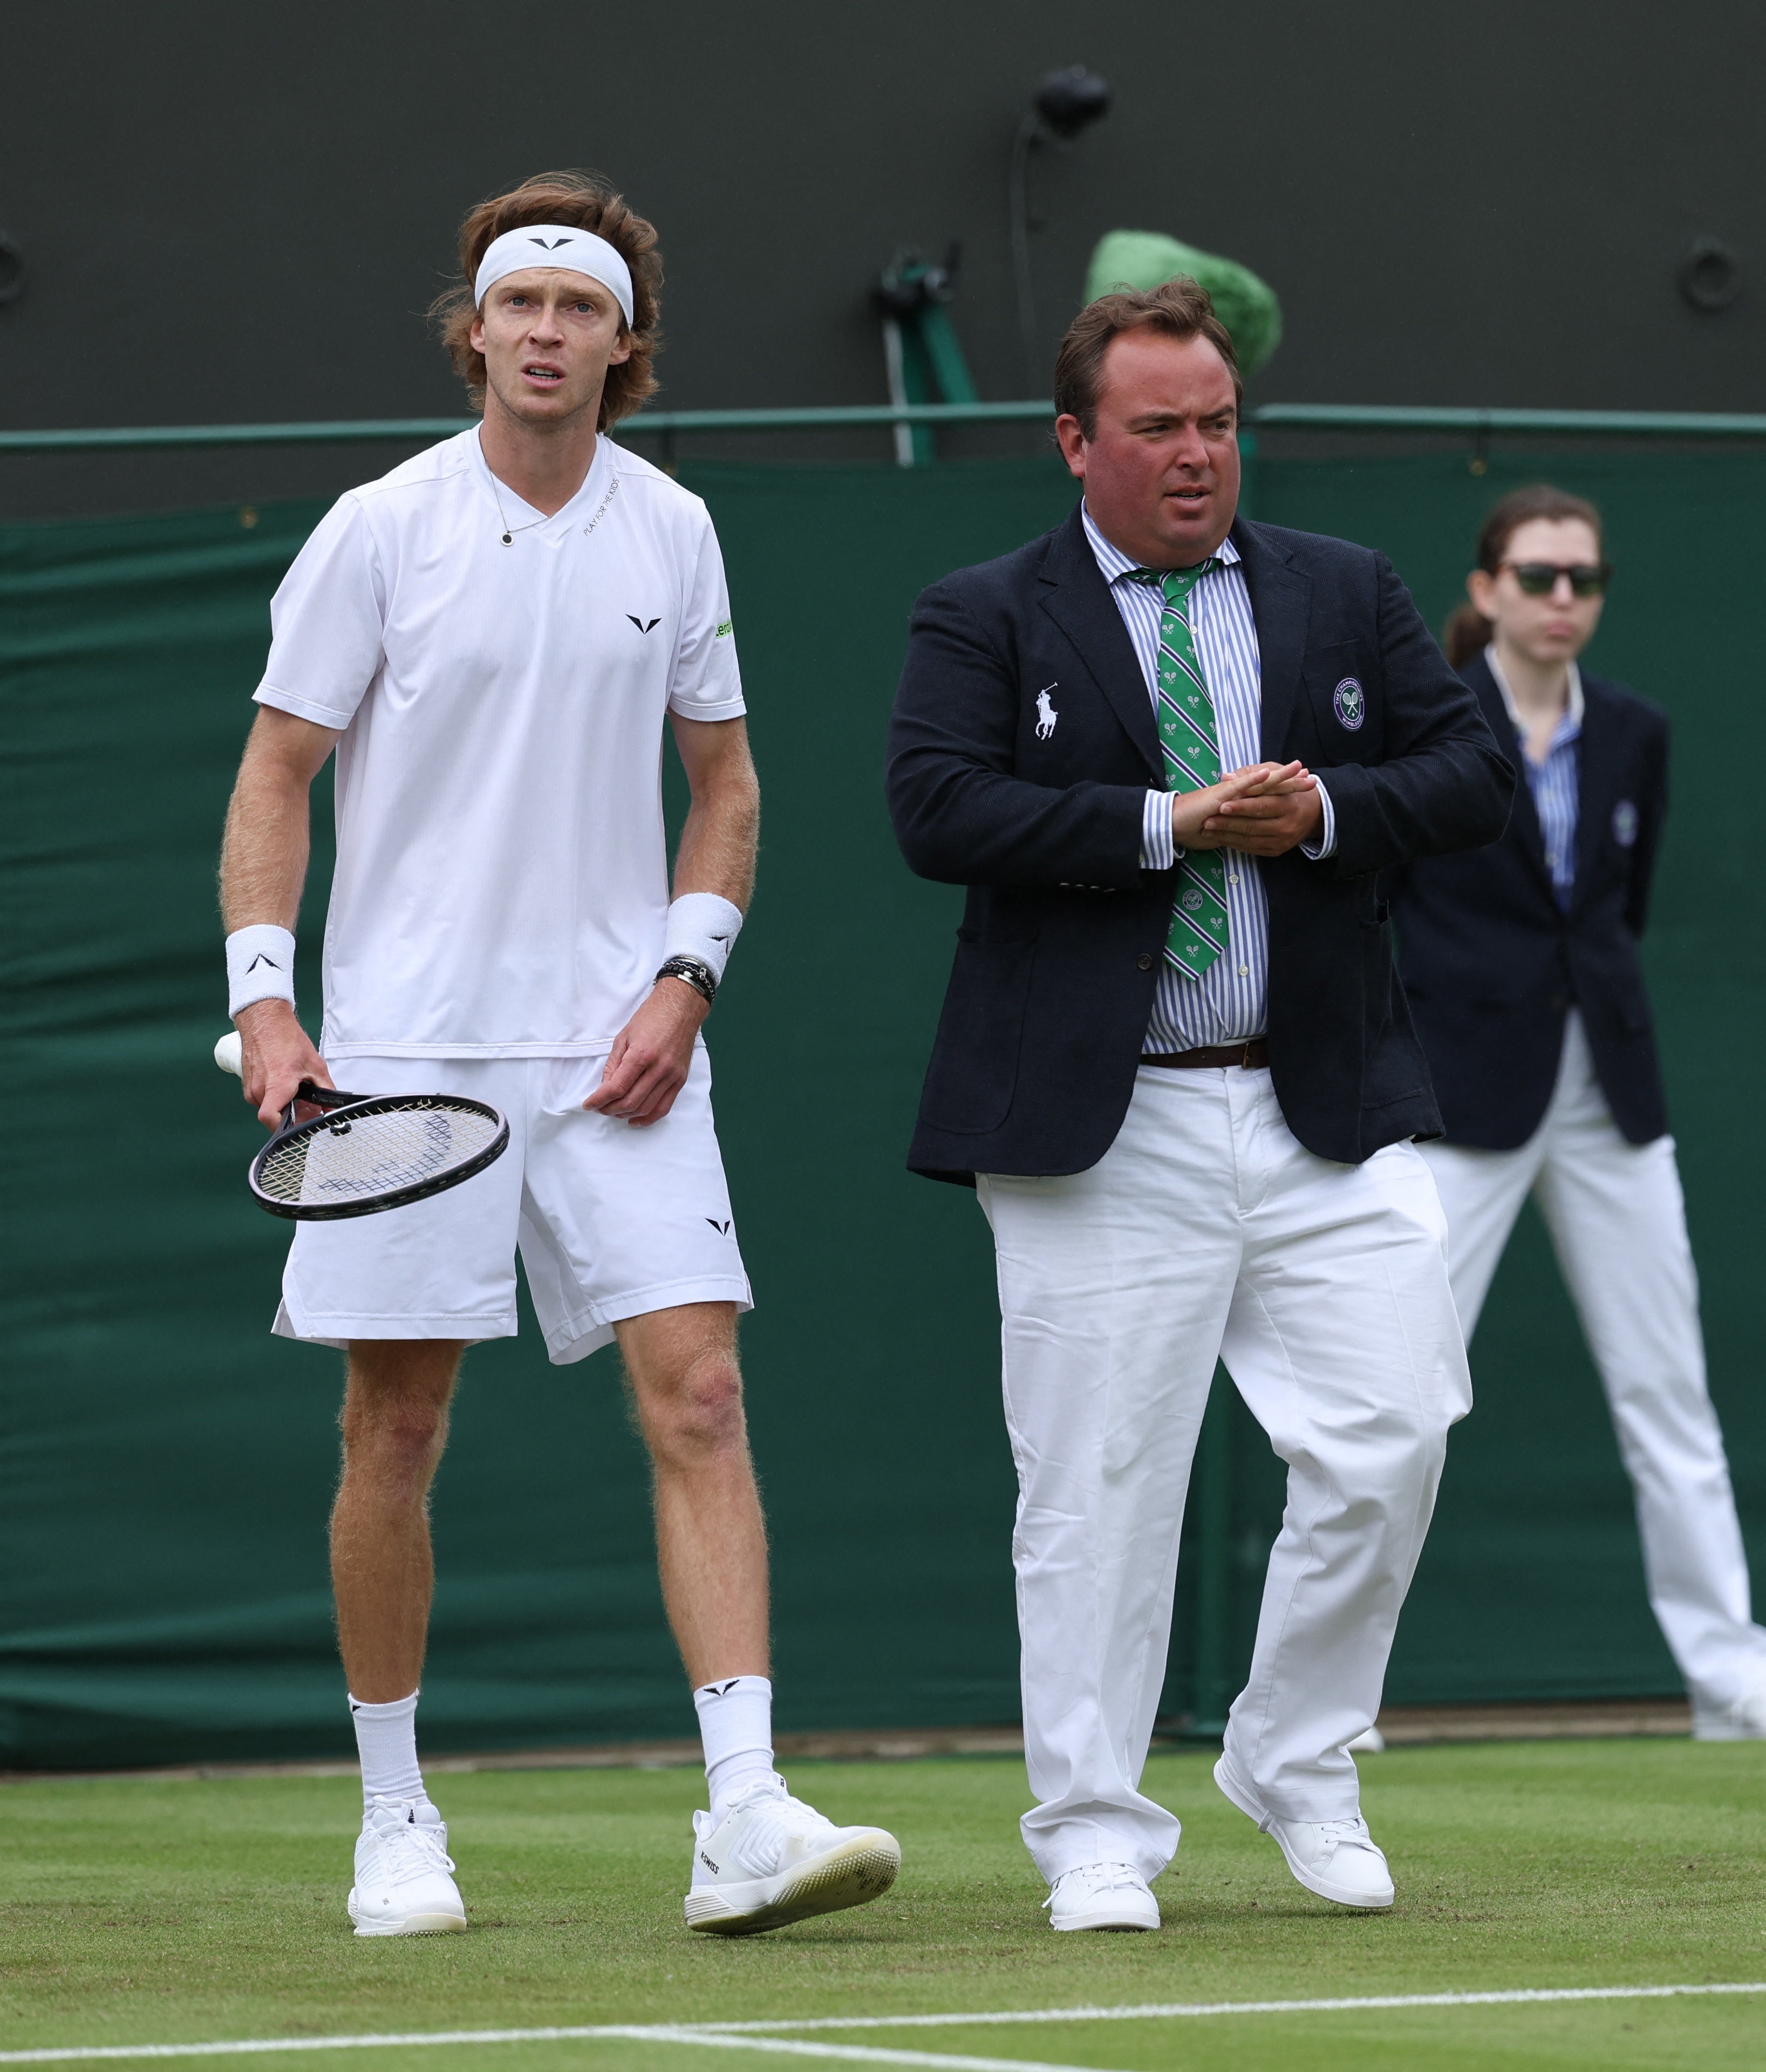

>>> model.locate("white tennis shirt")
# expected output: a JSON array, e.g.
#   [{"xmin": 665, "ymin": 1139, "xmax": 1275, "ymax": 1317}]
[{"xmin": 254, "ymin": 431, "xmax": 745, "ymax": 1058}]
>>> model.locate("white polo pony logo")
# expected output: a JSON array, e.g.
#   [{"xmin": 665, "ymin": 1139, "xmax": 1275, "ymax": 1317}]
[{"xmin": 1035, "ymin": 686, "xmax": 1059, "ymax": 739}]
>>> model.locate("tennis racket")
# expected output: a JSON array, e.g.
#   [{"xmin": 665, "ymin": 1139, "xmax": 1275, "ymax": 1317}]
[{"xmin": 215, "ymin": 1031, "xmax": 509, "ymax": 1221}]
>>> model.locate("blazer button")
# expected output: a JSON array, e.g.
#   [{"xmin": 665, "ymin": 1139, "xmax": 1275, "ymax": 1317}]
[{"xmin": 1136, "ymin": 953, "xmax": 1154, "ymax": 970}]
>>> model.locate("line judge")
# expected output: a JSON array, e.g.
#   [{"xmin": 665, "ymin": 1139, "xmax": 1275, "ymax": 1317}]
[
  {"xmin": 1397, "ymin": 484, "xmax": 1766, "ymax": 1738},
  {"xmin": 887, "ymin": 280, "xmax": 1513, "ymax": 1930}
]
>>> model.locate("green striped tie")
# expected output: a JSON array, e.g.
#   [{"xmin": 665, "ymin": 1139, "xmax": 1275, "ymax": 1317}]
[{"xmin": 1134, "ymin": 561, "xmax": 1228, "ymax": 980}]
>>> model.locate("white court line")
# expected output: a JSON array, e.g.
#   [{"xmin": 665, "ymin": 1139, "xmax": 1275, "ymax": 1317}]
[{"xmin": 0, "ymin": 1983, "xmax": 1760, "ymax": 2067}]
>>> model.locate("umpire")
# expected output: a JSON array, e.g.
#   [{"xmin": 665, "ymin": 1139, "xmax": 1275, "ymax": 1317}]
[{"xmin": 1394, "ymin": 483, "xmax": 1766, "ymax": 1739}]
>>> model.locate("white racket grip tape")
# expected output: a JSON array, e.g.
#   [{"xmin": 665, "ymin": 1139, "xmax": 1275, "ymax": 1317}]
[
  {"xmin": 215, "ymin": 1030, "xmax": 244, "ymax": 1078},
  {"xmin": 226, "ymin": 924, "xmax": 296, "ymax": 1018},
  {"xmin": 663, "ymin": 892, "xmax": 744, "ymax": 983}
]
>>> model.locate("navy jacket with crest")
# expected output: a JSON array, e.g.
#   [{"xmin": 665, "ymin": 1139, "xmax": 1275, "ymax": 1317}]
[
  {"xmin": 1390, "ymin": 651, "xmax": 1670, "ymax": 1149},
  {"xmin": 885, "ymin": 503, "xmax": 1514, "ymax": 1183}
]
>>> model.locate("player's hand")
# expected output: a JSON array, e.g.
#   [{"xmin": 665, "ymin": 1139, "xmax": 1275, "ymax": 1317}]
[
  {"xmin": 1172, "ymin": 762, "xmax": 1307, "ymax": 850},
  {"xmin": 585, "ymin": 979, "xmax": 709, "ymax": 1127},
  {"xmin": 1202, "ymin": 760, "xmax": 1322, "ymax": 856},
  {"xmin": 236, "ymin": 997, "xmax": 332, "ymax": 1128}
]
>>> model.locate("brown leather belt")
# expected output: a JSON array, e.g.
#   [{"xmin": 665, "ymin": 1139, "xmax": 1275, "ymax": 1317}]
[{"xmin": 1141, "ymin": 1039, "xmax": 1269, "ymax": 1069}]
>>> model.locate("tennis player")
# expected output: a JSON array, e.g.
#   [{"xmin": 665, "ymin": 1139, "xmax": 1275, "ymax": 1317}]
[{"xmin": 217, "ymin": 171, "xmax": 898, "ymax": 1937}]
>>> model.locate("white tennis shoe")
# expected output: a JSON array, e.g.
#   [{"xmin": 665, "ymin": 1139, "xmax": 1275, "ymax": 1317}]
[
  {"xmin": 1692, "ymin": 1671, "xmax": 1766, "ymax": 1740},
  {"xmin": 684, "ymin": 1775, "xmax": 901, "ymax": 1935},
  {"xmin": 1215, "ymin": 1754, "xmax": 1394, "ymax": 1910},
  {"xmin": 347, "ymin": 1795, "xmax": 468, "ymax": 1937},
  {"xmin": 1044, "ymin": 1860, "xmax": 1161, "ymax": 1931}
]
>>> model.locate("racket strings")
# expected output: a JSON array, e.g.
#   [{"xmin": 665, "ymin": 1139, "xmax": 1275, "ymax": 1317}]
[{"xmin": 256, "ymin": 1099, "xmax": 503, "ymax": 1208}]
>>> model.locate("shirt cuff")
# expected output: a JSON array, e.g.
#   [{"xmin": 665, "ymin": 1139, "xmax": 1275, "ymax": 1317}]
[
  {"xmin": 1140, "ymin": 789, "xmax": 1176, "ymax": 871},
  {"xmin": 1299, "ymin": 776, "xmax": 1338, "ymax": 860}
]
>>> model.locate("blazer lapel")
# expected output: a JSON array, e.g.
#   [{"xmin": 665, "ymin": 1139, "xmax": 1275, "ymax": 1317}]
[
  {"xmin": 1036, "ymin": 506, "xmax": 1163, "ymax": 781},
  {"xmin": 1569, "ymin": 677, "xmax": 1620, "ymax": 914},
  {"xmin": 1465, "ymin": 655, "xmax": 1553, "ymax": 895},
  {"xmin": 1230, "ymin": 519, "xmax": 1311, "ymax": 760}
]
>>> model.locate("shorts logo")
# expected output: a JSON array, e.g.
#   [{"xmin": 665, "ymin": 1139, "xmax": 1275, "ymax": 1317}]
[
  {"xmin": 1035, "ymin": 686, "xmax": 1059, "ymax": 739},
  {"xmin": 628, "ymin": 615, "xmax": 661, "ymax": 633},
  {"xmin": 1333, "ymin": 677, "xmax": 1366, "ymax": 731},
  {"xmin": 706, "ymin": 1217, "xmax": 732, "ymax": 1235},
  {"xmin": 1612, "ymin": 799, "xmax": 1639, "ymax": 848},
  {"xmin": 1180, "ymin": 887, "xmax": 1204, "ymax": 912},
  {"xmin": 715, "ymin": 619, "xmax": 734, "ymax": 638}
]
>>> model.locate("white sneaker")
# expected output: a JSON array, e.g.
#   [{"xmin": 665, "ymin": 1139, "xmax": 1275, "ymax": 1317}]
[
  {"xmin": 1692, "ymin": 1673, "xmax": 1766, "ymax": 1740},
  {"xmin": 684, "ymin": 1775, "xmax": 900, "ymax": 1935},
  {"xmin": 347, "ymin": 1796, "xmax": 468, "ymax": 1937},
  {"xmin": 1215, "ymin": 1755, "xmax": 1394, "ymax": 1910},
  {"xmin": 1044, "ymin": 1861, "xmax": 1160, "ymax": 1931}
]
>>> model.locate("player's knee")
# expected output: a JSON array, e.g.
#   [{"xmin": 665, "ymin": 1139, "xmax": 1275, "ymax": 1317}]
[
  {"xmin": 647, "ymin": 1353, "xmax": 747, "ymax": 1463},
  {"xmin": 341, "ymin": 1391, "xmax": 450, "ymax": 1485}
]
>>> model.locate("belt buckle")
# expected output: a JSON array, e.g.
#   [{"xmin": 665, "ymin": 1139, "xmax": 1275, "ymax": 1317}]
[{"xmin": 1240, "ymin": 1040, "xmax": 1257, "ymax": 1069}]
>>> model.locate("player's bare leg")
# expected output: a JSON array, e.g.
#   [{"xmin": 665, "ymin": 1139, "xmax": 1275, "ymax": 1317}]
[
  {"xmin": 619, "ymin": 1301, "xmax": 899, "ymax": 1935},
  {"xmin": 330, "ymin": 1339, "xmax": 467, "ymax": 1937},
  {"xmin": 617, "ymin": 1302, "xmax": 768, "ymax": 1685}
]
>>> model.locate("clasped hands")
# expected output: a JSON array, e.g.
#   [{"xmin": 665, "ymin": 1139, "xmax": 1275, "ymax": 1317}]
[{"xmin": 1172, "ymin": 760, "xmax": 1321, "ymax": 858}]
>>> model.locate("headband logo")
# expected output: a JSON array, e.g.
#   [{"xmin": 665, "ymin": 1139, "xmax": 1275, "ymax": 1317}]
[{"xmin": 529, "ymin": 235, "xmax": 575, "ymax": 249}]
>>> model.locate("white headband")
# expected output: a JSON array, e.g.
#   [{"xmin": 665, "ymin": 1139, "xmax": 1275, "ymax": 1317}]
[{"xmin": 473, "ymin": 223, "xmax": 635, "ymax": 328}]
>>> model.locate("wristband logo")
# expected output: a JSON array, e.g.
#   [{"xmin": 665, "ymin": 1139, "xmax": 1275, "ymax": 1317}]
[{"xmin": 245, "ymin": 953, "xmax": 282, "ymax": 971}]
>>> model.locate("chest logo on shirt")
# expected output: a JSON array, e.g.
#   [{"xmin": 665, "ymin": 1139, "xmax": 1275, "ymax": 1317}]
[
  {"xmin": 1034, "ymin": 686, "xmax": 1059, "ymax": 740},
  {"xmin": 1612, "ymin": 799, "xmax": 1639, "ymax": 848},
  {"xmin": 628, "ymin": 615, "xmax": 662, "ymax": 633},
  {"xmin": 1333, "ymin": 677, "xmax": 1366, "ymax": 731}
]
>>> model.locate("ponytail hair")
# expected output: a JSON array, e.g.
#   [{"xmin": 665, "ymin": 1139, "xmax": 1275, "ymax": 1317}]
[{"xmin": 1443, "ymin": 483, "xmax": 1605, "ymax": 670}]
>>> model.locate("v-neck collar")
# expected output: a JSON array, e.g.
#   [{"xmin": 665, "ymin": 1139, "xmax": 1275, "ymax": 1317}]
[{"xmin": 471, "ymin": 427, "xmax": 615, "ymax": 543}]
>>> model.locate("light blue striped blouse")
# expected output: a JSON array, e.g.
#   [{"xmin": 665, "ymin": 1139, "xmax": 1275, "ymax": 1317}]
[
  {"xmin": 1081, "ymin": 505, "xmax": 1338, "ymax": 1051},
  {"xmin": 1485, "ymin": 645, "xmax": 1582, "ymax": 908}
]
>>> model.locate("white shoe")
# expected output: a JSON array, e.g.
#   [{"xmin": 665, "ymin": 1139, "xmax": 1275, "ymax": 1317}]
[
  {"xmin": 1044, "ymin": 1861, "xmax": 1160, "ymax": 1932},
  {"xmin": 1215, "ymin": 1755, "xmax": 1394, "ymax": 1910},
  {"xmin": 347, "ymin": 1796, "xmax": 468, "ymax": 1937},
  {"xmin": 684, "ymin": 1775, "xmax": 901, "ymax": 1935},
  {"xmin": 1692, "ymin": 1673, "xmax": 1766, "ymax": 1740}
]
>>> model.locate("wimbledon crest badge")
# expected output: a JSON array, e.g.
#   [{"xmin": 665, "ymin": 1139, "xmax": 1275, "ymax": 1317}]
[{"xmin": 1333, "ymin": 677, "xmax": 1366, "ymax": 731}]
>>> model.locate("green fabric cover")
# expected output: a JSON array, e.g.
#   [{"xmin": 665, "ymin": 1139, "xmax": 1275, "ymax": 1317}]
[
  {"xmin": 1084, "ymin": 230, "xmax": 1283, "ymax": 377},
  {"xmin": 0, "ymin": 447, "xmax": 1759, "ymax": 1769}
]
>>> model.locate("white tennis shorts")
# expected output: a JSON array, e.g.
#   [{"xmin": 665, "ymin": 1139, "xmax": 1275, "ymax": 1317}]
[{"xmin": 273, "ymin": 1049, "xmax": 752, "ymax": 1364}]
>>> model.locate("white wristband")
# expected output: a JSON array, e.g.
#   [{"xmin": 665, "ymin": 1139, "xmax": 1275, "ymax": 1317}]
[
  {"xmin": 664, "ymin": 893, "xmax": 744, "ymax": 984},
  {"xmin": 226, "ymin": 924, "xmax": 296, "ymax": 1019}
]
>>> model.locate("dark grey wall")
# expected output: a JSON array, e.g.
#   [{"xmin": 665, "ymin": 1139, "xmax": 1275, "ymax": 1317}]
[{"xmin": 2, "ymin": 1, "xmax": 1760, "ymax": 513}]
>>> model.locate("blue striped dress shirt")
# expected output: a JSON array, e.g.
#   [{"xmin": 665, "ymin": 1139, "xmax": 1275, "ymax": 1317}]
[
  {"xmin": 1485, "ymin": 645, "xmax": 1582, "ymax": 907},
  {"xmin": 1080, "ymin": 506, "xmax": 1337, "ymax": 1050}
]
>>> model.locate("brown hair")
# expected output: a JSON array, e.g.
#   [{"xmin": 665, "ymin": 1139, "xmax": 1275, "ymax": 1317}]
[
  {"xmin": 1053, "ymin": 277, "xmax": 1243, "ymax": 440},
  {"xmin": 1443, "ymin": 483, "xmax": 1605, "ymax": 667},
  {"xmin": 430, "ymin": 169, "xmax": 663, "ymax": 428}
]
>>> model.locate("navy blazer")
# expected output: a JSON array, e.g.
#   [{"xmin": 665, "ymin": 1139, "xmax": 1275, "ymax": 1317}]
[
  {"xmin": 886, "ymin": 505, "xmax": 1515, "ymax": 1182},
  {"xmin": 1390, "ymin": 653, "xmax": 1669, "ymax": 1149}
]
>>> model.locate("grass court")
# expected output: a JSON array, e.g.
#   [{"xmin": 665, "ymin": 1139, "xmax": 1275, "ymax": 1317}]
[{"xmin": 0, "ymin": 1739, "xmax": 1760, "ymax": 2072}]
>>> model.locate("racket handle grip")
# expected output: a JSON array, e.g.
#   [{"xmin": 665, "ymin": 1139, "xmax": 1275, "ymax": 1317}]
[{"xmin": 215, "ymin": 1030, "xmax": 244, "ymax": 1079}]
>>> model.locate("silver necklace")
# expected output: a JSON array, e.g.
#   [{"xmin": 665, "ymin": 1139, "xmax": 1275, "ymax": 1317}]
[{"xmin": 490, "ymin": 467, "xmax": 620, "ymax": 545}]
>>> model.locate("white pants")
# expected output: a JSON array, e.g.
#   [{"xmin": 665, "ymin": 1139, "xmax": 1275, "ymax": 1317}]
[
  {"xmin": 978, "ymin": 1063, "xmax": 1470, "ymax": 1884},
  {"xmin": 1420, "ymin": 1014, "xmax": 1766, "ymax": 1717}
]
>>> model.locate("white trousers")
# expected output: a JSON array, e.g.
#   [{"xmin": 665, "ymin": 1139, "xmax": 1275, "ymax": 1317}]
[
  {"xmin": 1419, "ymin": 1014, "xmax": 1766, "ymax": 1718},
  {"xmin": 978, "ymin": 1064, "xmax": 1470, "ymax": 1884}
]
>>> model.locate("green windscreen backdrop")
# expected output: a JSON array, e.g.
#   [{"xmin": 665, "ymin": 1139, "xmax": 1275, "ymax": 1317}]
[{"xmin": 1, "ymin": 447, "xmax": 1760, "ymax": 1769}]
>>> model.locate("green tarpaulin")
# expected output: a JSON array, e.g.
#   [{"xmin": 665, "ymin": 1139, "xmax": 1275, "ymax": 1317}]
[{"xmin": 1, "ymin": 448, "xmax": 1760, "ymax": 1769}]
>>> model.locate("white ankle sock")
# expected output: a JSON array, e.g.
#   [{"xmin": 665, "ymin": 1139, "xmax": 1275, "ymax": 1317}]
[
  {"xmin": 349, "ymin": 1691, "xmax": 426, "ymax": 1810},
  {"xmin": 693, "ymin": 1675, "xmax": 775, "ymax": 1821}
]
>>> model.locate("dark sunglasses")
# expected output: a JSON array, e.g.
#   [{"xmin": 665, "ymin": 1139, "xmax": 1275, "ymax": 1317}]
[{"xmin": 1498, "ymin": 560, "xmax": 1612, "ymax": 598}]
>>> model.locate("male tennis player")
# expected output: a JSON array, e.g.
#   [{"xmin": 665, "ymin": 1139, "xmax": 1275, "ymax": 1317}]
[{"xmin": 217, "ymin": 172, "xmax": 898, "ymax": 1938}]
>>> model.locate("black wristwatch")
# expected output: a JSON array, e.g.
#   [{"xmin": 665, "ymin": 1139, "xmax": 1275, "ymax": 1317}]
[{"xmin": 656, "ymin": 955, "xmax": 717, "ymax": 1006}]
